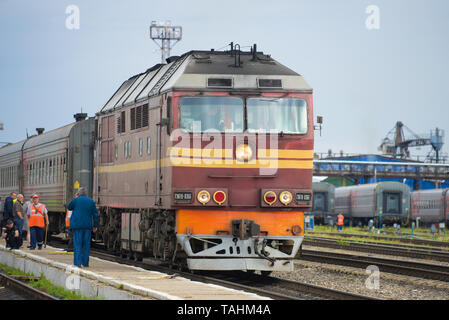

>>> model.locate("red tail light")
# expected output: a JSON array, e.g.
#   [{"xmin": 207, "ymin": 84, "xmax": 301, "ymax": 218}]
[
  {"xmin": 213, "ymin": 190, "xmax": 227, "ymax": 205},
  {"xmin": 263, "ymin": 191, "xmax": 277, "ymax": 205}
]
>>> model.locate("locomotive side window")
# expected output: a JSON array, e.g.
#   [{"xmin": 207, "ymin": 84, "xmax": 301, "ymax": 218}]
[
  {"xmin": 139, "ymin": 138, "xmax": 143, "ymax": 156},
  {"xmin": 147, "ymin": 137, "xmax": 151, "ymax": 155},
  {"xmin": 180, "ymin": 97, "xmax": 243, "ymax": 133},
  {"xmin": 247, "ymin": 98, "xmax": 307, "ymax": 134}
]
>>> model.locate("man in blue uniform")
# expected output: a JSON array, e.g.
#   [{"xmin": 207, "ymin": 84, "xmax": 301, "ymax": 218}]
[
  {"xmin": 67, "ymin": 187, "xmax": 99, "ymax": 268},
  {"xmin": 3, "ymin": 192, "xmax": 16, "ymax": 226}
]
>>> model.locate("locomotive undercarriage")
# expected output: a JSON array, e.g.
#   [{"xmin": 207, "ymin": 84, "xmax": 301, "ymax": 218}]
[
  {"xmin": 97, "ymin": 206, "xmax": 302, "ymax": 271},
  {"xmin": 177, "ymin": 234, "xmax": 302, "ymax": 271},
  {"xmin": 98, "ymin": 207, "xmax": 180, "ymax": 263}
]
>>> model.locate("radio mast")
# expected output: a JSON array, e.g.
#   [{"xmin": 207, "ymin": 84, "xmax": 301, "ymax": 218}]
[{"xmin": 149, "ymin": 20, "xmax": 182, "ymax": 63}]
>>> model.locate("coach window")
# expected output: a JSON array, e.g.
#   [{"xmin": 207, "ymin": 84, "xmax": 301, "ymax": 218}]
[
  {"xmin": 53, "ymin": 157, "xmax": 56, "ymax": 183},
  {"xmin": 147, "ymin": 137, "xmax": 151, "ymax": 155},
  {"xmin": 45, "ymin": 159, "xmax": 49, "ymax": 184}
]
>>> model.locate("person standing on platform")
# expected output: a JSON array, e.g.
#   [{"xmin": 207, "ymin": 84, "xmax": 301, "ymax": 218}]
[
  {"xmin": 13, "ymin": 194, "xmax": 25, "ymax": 236},
  {"xmin": 67, "ymin": 187, "xmax": 98, "ymax": 268},
  {"xmin": 337, "ymin": 213, "xmax": 344, "ymax": 232},
  {"xmin": 27, "ymin": 194, "xmax": 49, "ymax": 250},
  {"xmin": 3, "ymin": 192, "xmax": 17, "ymax": 227},
  {"xmin": 23, "ymin": 195, "xmax": 33, "ymax": 247}
]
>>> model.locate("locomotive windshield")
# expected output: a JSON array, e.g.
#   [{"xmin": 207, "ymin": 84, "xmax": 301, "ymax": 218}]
[
  {"xmin": 247, "ymin": 98, "xmax": 307, "ymax": 134},
  {"xmin": 179, "ymin": 96, "xmax": 307, "ymax": 134},
  {"xmin": 180, "ymin": 97, "xmax": 244, "ymax": 132}
]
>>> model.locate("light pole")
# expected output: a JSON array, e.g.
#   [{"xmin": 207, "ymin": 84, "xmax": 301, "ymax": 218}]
[{"xmin": 149, "ymin": 20, "xmax": 182, "ymax": 64}]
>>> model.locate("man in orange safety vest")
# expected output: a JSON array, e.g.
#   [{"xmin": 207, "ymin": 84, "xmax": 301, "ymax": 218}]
[
  {"xmin": 337, "ymin": 213, "xmax": 344, "ymax": 232},
  {"xmin": 26, "ymin": 194, "xmax": 49, "ymax": 250}
]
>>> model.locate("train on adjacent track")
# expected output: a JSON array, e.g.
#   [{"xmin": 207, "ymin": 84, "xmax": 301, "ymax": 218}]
[
  {"xmin": 311, "ymin": 182, "xmax": 335, "ymax": 224},
  {"xmin": 0, "ymin": 45, "xmax": 314, "ymax": 273},
  {"xmin": 312, "ymin": 181, "xmax": 449, "ymax": 226}
]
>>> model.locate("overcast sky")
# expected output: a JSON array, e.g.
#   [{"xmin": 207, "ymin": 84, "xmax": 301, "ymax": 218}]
[{"xmin": 1, "ymin": 0, "xmax": 448, "ymax": 160}]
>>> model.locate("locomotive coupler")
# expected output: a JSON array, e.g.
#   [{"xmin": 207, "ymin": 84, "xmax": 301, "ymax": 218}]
[{"xmin": 231, "ymin": 219, "xmax": 260, "ymax": 240}]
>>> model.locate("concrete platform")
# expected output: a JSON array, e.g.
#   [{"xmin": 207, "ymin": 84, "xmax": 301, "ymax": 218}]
[{"xmin": 0, "ymin": 240, "xmax": 269, "ymax": 300}]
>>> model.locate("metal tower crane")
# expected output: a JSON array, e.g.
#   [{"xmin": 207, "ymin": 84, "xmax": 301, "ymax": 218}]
[{"xmin": 378, "ymin": 121, "xmax": 445, "ymax": 163}]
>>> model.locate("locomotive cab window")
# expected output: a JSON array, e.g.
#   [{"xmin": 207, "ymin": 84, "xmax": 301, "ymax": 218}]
[
  {"xmin": 180, "ymin": 97, "xmax": 244, "ymax": 133},
  {"xmin": 247, "ymin": 98, "xmax": 307, "ymax": 134}
]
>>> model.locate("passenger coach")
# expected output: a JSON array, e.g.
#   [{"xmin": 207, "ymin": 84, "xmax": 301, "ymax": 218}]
[
  {"xmin": 0, "ymin": 114, "xmax": 95, "ymax": 234},
  {"xmin": 411, "ymin": 189, "xmax": 449, "ymax": 225},
  {"xmin": 334, "ymin": 182, "xmax": 411, "ymax": 225}
]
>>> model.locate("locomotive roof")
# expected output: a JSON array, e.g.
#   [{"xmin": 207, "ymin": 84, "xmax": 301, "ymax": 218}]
[{"xmin": 99, "ymin": 49, "xmax": 312, "ymax": 113}]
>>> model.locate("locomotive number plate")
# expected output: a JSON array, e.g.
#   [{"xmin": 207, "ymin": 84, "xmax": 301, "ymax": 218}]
[
  {"xmin": 295, "ymin": 193, "xmax": 311, "ymax": 202},
  {"xmin": 174, "ymin": 192, "xmax": 193, "ymax": 203}
]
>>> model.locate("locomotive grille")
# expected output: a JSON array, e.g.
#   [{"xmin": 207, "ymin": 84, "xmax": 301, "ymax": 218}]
[
  {"xmin": 258, "ymin": 79, "xmax": 282, "ymax": 88},
  {"xmin": 207, "ymin": 78, "xmax": 233, "ymax": 88}
]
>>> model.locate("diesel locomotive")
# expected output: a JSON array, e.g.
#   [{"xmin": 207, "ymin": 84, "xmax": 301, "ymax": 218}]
[{"xmin": 0, "ymin": 46, "xmax": 314, "ymax": 272}]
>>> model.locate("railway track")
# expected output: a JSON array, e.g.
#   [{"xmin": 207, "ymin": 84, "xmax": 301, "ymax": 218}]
[
  {"xmin": 304, "ymin": 236, "xmax": 449, "ymax": 263},
  {"xmin": 307, "ymin": 232, "xmax": 449, "ymax": 248},
  {"xmin": 49, "ymin": 237, "xmax": 380, "ymax": 300},
  {"xmin": 0, "ymin": 272, "xmax": 59, "ymax": 300},
  {"xmin": 301, "ymin": 249, "xmax": 449, "ymax": 282}
]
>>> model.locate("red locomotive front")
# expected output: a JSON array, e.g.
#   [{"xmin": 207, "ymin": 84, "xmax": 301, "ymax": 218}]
[{"xmin": 94, "ymin": 47, "xmax": 313, "ymax": 272}]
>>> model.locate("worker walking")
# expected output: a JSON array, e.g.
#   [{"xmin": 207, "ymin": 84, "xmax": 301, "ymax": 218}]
[
  {"xmin": 67, "ymin": 187, "xmax": 98, "ymax": 268},
  {"xmin": 337, "ymin": 213, "xmax": 344, "ymax": 232},
  {"xmin": 27, "ymin": 194, "xmax": 49, "ymax": 250}
]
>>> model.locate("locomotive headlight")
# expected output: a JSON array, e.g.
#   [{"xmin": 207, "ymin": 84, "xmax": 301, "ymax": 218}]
[
  {"xmin": 263, "ymin": 191, "xmax": 277, "ymax": 206},
  {"xmin": 279, "ymin": 191, "xmax": 293, "ymax": 205},
  {"xmin": 236, "ymin": 144, "xmax": 253, "ymax": 162},
  {"xmin": 197, "ymin": 190, "xmax": 211, "ymax": 205}
]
